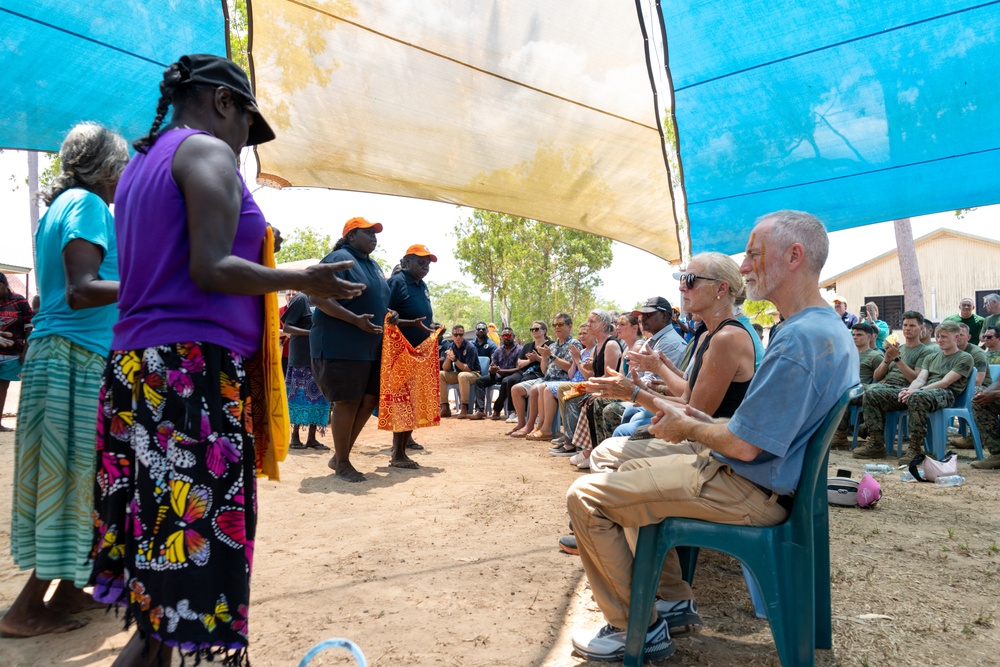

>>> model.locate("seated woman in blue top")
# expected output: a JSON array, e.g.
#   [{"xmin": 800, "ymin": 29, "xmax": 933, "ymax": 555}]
[
  {"xmin": 587, "ymin": 252, "xmax": 759, "ymax": 473},
  {"xmin": 310, "ymin": 217, "xmax": 390, "ymax": 483}
]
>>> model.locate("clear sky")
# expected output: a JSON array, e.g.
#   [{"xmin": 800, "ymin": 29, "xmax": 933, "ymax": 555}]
[{"xmin": 3, "ymin": 148, "xmax": 998, "ymax": 311}]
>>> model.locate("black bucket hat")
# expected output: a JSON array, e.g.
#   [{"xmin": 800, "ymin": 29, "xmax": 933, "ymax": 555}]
[{"xmin": 178, "ymin": 54, "xmax": 276, "ymax": 146}]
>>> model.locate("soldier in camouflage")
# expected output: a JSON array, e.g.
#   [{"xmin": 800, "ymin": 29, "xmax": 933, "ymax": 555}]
[{"xmin": 854, "ymin": 320, "xmax": 974, "ymax": 463}]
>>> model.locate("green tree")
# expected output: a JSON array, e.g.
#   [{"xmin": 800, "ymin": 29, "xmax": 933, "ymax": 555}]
[
  {"xmin": 274, "ymin": 227, "xmax": 332, "ymax": 263},
  {"xmin": 742, "ymin": 299, "xmax": 778, "ymax": 326},
  {"xmin": 428, "ymin": 281, "xmax": 491, "ymax": 329},
  {"xmin": 226, "ymin": 0, "xmax": 250, "ymax": 74},
  {"xmin": 453, "ymin": 210, "xmax": 614, "ymax": 335}
]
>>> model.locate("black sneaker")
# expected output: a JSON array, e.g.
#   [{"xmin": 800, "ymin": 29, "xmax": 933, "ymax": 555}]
[
  {"xmin": 572, "ymin": 617, "xmax": 674, "ymax": 662},
  {"xmin": 655, "ymin": 599, "xmax": 703, "ymax": 636}
]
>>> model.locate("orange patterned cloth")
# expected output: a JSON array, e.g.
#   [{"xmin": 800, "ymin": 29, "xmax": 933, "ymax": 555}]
[
  {"xmin": 378, "ymin": 315, "xmax": 442, "ymax": 432},
  {"xmin": 247, "ymin": 226, "xmax": 290, "ymax": 480}
]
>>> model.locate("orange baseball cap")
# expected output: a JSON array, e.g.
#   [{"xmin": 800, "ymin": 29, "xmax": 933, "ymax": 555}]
[
  {"xmin": 342, "ymin": 217, "xmax": 383, "ymax": 236},
  {"xmin": 404, "ymin": 244, "xmax": 438, "ymax": 262}
]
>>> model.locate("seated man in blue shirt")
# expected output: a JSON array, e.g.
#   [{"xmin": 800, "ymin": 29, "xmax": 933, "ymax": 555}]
[
  {"xmin": 567, "ymin": 210, "xmax": 858, "ymax": 662},
  {"xmin": 439, "ymin": 324, "xmax": 481, "ymax": 418}
]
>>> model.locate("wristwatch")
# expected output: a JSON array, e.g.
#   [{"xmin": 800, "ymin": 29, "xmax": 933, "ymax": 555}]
[{"xmin": 892, "ymin": 357, "xmax": 902, "ymax": 364}]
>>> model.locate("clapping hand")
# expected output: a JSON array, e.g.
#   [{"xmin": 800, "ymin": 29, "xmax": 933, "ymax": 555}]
[
  {"xmin": 0, "ymin": 332, "xmax": 13, "ymax": 349},
  {"xmin": 538, "ymin": 343, "xmax": 553, "ymax": 359},
  {"xmin": 586, "ymin": 367, "xmax": 635, "ymax": 401}
]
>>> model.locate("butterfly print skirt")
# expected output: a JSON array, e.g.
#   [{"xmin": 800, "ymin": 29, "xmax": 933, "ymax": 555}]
[{"xmin": 89, "ymin": 342, "xmax": 256, "ymax": 663}]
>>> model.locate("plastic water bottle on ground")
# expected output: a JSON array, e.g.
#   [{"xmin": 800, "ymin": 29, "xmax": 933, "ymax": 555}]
[
  {"xmin": 900, "ymin": 470, "xmax": 923, "ymax": 482},
  {"xmin": 934, "ymin": 475, "xmax": 965, "ymax": 487},
  {"xmin": 864, "ymin": 464, "xmax": 893, "ymax": 475}
]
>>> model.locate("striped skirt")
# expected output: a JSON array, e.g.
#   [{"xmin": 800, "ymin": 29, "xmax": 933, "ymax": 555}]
[{"xmin": 10, "ymin": 334, "xmax": 106, "ymax": 585}]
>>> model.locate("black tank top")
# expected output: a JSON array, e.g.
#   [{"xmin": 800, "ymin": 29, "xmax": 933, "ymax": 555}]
[
  {"xmin": 593, "ymin": 336, "xmax": 624, "ymax": 378},
  {"xmin": 687, "ymin": 319, "xmax": 753, "ymax": 418}
]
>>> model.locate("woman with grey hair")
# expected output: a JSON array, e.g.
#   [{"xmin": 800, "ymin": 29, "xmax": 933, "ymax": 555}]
[{"xmin": 1, "ymin": 122, "xmax": 129, "ymax": 638}]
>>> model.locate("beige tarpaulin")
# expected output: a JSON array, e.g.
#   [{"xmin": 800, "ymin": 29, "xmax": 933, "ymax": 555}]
[{"xmin": 249, "ymin": 0, "xmax": 682, "ymax": 261}]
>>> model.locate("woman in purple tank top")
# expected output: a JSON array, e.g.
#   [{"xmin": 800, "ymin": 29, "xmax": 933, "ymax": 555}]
[{"xmin": 88, "ymin": 55, "xmax": 365, "ymax": 667}]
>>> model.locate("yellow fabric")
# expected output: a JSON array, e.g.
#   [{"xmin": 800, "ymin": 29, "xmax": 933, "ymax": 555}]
[
  {"xmin": 249, "ymin": 0, "xmax": 681, "ymax": 261},
  {"xmin": 248, "ymin": 226, "xmax": 290, "ymax": 480}
]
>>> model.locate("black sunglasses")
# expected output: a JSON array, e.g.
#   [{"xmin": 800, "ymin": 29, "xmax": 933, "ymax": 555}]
[
  {"xmin": 530, "ymin": 327, "xmax": 542, "ymax": 332},
  {"xmin": 673, "ymin": 272, "xmax": 721, "ymax": 289}
]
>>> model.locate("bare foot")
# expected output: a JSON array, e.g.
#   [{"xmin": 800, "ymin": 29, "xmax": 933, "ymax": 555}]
[
  {"xmin": 0, "ymin": 609, "xmax": 86, "ymax": 638},
  {"xmin": 46, "ymin": 584, "xmax": 104, "ymax": 614},
  {"xmin": 327, "ymin": 455, "xmax": 338, "ymax": 471},
  {"xmin": 389, "ymin": 456, "xmax": 419, "ymax": 469},
  {"xmin": 335, "ymin": 463, "xmax": 366, "ymax": 482},
  {"xmin": 509, "ymin": 428, "xmax": 531, "ymax": 438}
]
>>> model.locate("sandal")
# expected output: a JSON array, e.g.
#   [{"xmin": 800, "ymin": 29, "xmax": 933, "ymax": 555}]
[{"xmin": 526, "ymin": 431, "xmax": 552, "ymax": 442}]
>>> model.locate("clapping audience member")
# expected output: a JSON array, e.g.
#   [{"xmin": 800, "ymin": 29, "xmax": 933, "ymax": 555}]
[
  {"xmin": 586, "ymin": 253, "xmax": 758, "ymax": 473},
  {"xmin": 470, "ymin": 326, "xmax": 521, "ymax": 419},
  {"xmin": 549, "ymin": 324, "xmax": 595, "ymax": 450},
  {"xmin": 504, "ymin": 321, "xmax": 550, "ymax": 433},
  {"xmin": 513, "ymin": 314, "xmax": 582, "ymax": 440},
  {"xmin": 439, "ymin": 324, "xmax": 480, "ymax": 419}
]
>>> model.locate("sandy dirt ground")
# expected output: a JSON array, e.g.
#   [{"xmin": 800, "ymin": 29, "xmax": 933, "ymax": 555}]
[{"xmin": 1, "ymin": 408, "xmax": 1000, "ymax": 666}]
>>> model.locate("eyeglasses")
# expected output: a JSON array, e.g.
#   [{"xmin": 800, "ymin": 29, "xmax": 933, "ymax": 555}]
[
  {"xmin": 530, "ymin": 327, "xmax": 542, "ymax": 332},
  {"xmin": 983, "ymin": 335, "xmax": 996, "ymax": 340},
  {"xmin": 452, "ymin": 333, "xmax": 464, "ymax": 337},
  {"xmin": 475, "ymin": 328, "xmax": 487, "ymax": 332},
  {"xmin": 675, "ymin": 272, "xmax": 721, "ymax": 289},
  {"xmin": 553, "ymin": 322, "xmax": 566, "ymax": 327}
]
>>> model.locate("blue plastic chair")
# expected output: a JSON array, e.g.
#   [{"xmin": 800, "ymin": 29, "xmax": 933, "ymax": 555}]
[
  {"xmin": 622, "ymin": 386, "xmax": 859, "ymax": 667},
  {"xmin": 926, "ymin": 365, "xmax": 982, "ymax": 460},
  {"xmin": 883, "ymin": 409, "xmax": 908, "ymax": 457},
  {"xmin": 848, "ymin": 404, "xmax": 861, "ymax": 449}
]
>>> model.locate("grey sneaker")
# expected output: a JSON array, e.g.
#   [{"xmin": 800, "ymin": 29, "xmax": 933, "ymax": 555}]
[
  {"xmin": 571, "ymin": 617, "xmax": 674, "ymax": 662},
  {"xmin": 558, "ymin": 535, "xmax": 578, "ymax": 555},
  {"xmin": 655, "ymin": 599, "xmax": 703, "ymax": 636}
]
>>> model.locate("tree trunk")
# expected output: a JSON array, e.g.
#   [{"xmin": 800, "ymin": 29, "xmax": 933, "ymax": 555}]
[
  {"xmin": 893, "ymin": 218, "xmax": 925, "ymax": 314},
  {"xmin": 27, "ymin": 151, "xmax": 40, "ymax": 295}
]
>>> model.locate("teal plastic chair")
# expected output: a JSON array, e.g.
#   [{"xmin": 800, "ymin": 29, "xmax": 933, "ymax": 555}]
[
  {"xmin": 926, "ymin": 365, "xmax": 982, "ymax": 460},
  {"xmin": 622, "ymin": 385, "xmax": 859, "ymax": 667}
]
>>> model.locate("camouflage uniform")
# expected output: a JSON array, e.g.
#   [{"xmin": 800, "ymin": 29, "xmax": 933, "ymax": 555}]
[
  {"xmin": 857, "ymin": 348, "xmax": 972, "ymax": 459},
  {"xmin": 973, "ymin": 400, "xmax": 1000, "ymax": 456},
  {"xmin": 836, "ymin": 348, "xmax": 883, "ymax": 436}
]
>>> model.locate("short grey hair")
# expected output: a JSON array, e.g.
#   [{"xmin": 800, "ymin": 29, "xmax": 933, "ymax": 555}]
[
  {"xmin": 42, "ymin": 122, "xmax": 129, "ymax": 206},
  {"xmin": 589, "ymin": 309, "xmax": 615, "ymax": 334},
  {"xmin": 985, "ymin": 294, "xmax": 1000, "ymax": 305},
  {"xmin": 757, "ymin": 210, "xmax": 829, "ymax": 274}
]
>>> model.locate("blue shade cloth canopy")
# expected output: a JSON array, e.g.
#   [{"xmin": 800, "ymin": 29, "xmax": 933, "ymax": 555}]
[
  {"xmin": 0, "ymin": 1, "xmax": 227, "ymax": 152},
  {"xmin": 662, "ymin": 0, "xmax": 1000, "ymax": 254}
]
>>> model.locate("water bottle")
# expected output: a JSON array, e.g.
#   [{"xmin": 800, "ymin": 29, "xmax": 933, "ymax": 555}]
[
  {"xmin": 864, "ymin": 464, "xmax": 893, "ymax": 475},
  {"xmin": 900, "ymin": 470, "xmax": 922, "ymax": 482},
  {"xmin": 934, "ymin": 475, "xmax": 965, "ymax": 487}
]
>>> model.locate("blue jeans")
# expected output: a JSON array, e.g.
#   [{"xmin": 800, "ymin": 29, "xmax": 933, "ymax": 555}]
[{"xmin": 612, "ymin": 407, "xmax": 653, "ymax": 437}]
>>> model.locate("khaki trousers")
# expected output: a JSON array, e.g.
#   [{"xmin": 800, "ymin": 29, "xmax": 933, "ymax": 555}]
[
  {"xmin": 590, "ymin": 436, "xmax": 679, "ymax": 473},
  {"xmin": 567, "ymin": 441, "xmax": 789, "ymax": 629},
  {"xmin": 439, "ymin": 370, "xmax": 479, "ymax": 404}
]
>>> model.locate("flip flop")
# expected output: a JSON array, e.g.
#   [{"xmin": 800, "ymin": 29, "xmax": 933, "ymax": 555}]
[
  {"xmin": 526, "ymin": 431, "xmax": 552, "ymax": 442},
  {"xmin": 406, "ymin": 441, "xmax": 424, "ymax": 450},
  {"xmin": 510, "ymin": 430, "xmax": 529, "ymax": 438},
  {"xmin": 389, "ymin": 459, "xmax": 420, "ymax": 469},
  {"xmin": 289, "ymin": 442, "xmax": 307, "ymax": 450},
  {"xmin": 307, "ymin": 442, "xmax": 330, "ymax": 451}
]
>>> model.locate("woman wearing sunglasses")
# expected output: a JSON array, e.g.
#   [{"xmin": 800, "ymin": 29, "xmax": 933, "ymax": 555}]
[{"xmin": 586, "ymin": 253, "xmax": 758, "ymax": 472}]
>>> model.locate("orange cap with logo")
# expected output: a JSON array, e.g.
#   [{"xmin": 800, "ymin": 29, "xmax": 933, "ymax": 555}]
[
  {"xmin": 342, "ymin": 217, "xmax": 383, "ymax": 236},
  {"xmin": 404, "ymin": 244, "xmax": 438, "ymax": 262}
]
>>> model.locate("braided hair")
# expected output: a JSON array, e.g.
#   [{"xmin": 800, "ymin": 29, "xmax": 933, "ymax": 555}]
[
  {"xmin": 134, "ymin": 60, "xmax": 254, "ymax": 154},
  {"xmin": 133, "ymin": 62, "xmax": 187, "ymax": 154}
]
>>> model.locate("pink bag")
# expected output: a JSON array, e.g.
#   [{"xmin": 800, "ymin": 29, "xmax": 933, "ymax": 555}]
[{"xmin": 909, "ymin": 451, "xmax": 958, "ymax": 483}]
